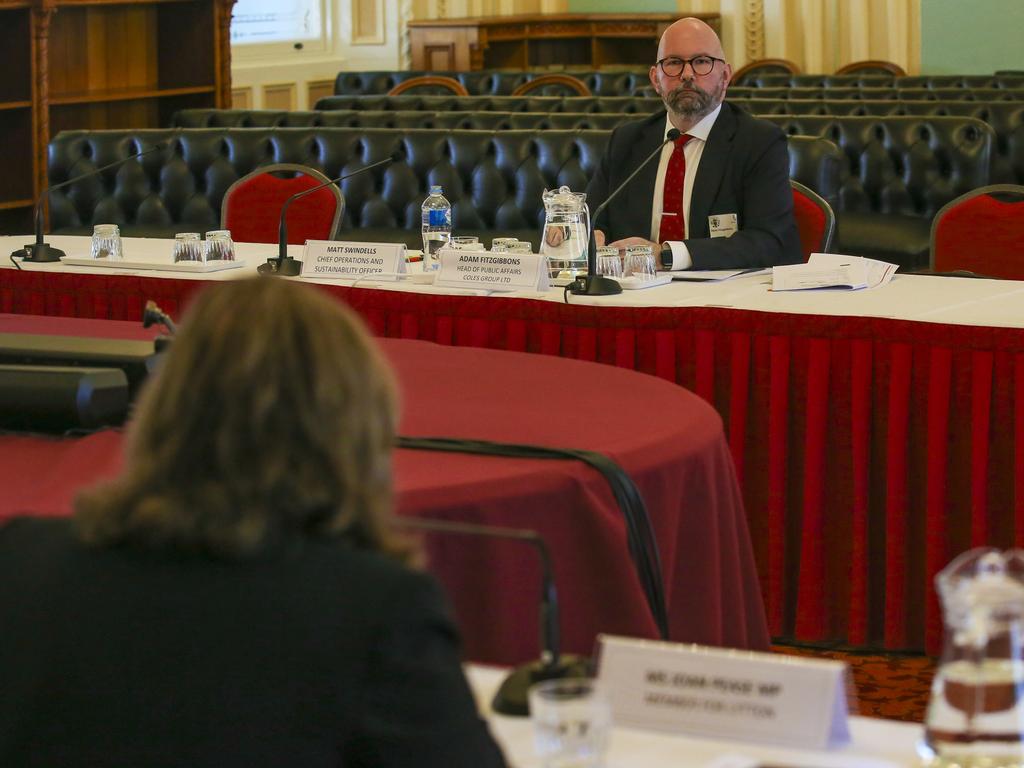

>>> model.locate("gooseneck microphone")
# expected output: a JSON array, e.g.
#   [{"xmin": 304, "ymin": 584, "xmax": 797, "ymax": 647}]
[
  {"xmin": 13, "ymin": 143, "xmax": 166, "ymax": 264},
  {"xmin": 142, "ymin": 300, "xmax": 176, "ymax": 353},
  {"xmin": 259, "ymin": 153, "xmax": 399, "ymax": 277},
  {"xmin": 570, "ymin": 128, "xmax": 682, "ymax": 297},
  {"xmin": 397, "ymin": 516, "xmax": 590, "ymax": 717}
]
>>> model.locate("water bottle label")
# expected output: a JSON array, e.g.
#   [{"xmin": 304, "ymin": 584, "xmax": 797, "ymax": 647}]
[{"xmin": 428, "ymin": 209, "xmax": 450, "ymax": 227}]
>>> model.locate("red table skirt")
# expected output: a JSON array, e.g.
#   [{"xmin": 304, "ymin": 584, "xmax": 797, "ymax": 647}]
[{"xmin": 6, "ymin": 269, "xmax": 1023, "ymax": 654}]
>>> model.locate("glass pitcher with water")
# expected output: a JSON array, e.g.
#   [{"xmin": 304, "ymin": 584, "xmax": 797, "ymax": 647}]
[
  {"xmin": 923, "ymin": 548, "xmax": 1024, "ymax": 767},
  {"xmin": 540, "ymin": 186, "xmax": 590, "ymax": 279}
]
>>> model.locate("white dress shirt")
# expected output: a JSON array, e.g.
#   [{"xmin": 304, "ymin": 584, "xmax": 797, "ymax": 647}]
[{"xmin": 650, "ymin": 104, "xmax": 722, "ymax": 271}]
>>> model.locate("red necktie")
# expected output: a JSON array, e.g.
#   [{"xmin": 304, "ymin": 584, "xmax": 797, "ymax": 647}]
[{"xmin": 658, "ymin": 134, "xmax": 693, "ymax": 242}]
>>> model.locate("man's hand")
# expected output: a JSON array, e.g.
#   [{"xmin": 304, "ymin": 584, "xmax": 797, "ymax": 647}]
[{"xmin": 594, "ymin": 229, "xmax": 606, "ymax": 248}]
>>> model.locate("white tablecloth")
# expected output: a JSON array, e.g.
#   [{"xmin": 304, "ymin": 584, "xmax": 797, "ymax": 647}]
[
  {"xmin": 6, "ymin": 235, "xmax": 1024, "ymax": 329},
  {"xmin": 466, "ymin": 666, "xmax": 924, "ymax": 768}
]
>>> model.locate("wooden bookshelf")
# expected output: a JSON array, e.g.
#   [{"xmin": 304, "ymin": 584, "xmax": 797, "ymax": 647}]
[
  {"xmin": 0, "ymin": 0, "xmax": 235, "ymax": 234},
  {"xmin": 408, "ymin": 13, "xmax": 721, "ymax": 72}
]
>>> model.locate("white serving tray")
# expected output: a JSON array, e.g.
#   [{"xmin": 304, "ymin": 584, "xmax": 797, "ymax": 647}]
[{"xmin": 59, "ymin": 257, "xmax": 246, "ymax": 272}]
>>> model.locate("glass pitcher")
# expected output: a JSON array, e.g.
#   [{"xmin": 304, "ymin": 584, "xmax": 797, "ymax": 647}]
[
  {"xmin": 923, "ymin": 548, "xmax": 1024, "ymax": 767},
  {"xmin": 540, "ymin": 186, "xmax": 590, "ymax": 280}
]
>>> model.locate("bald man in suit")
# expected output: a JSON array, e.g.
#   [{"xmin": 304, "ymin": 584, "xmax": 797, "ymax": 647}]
[{"xmin": 587, "ymin": 18, "xmax": 801, "ymax": 270}]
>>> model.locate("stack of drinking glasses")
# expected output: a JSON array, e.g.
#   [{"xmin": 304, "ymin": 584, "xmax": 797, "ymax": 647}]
[{"xmin": 172, "ymin": 230, "xmax": 235, "ymax": 264}]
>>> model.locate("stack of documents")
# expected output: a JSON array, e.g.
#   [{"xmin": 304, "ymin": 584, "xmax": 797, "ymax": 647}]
[{"xmin": 771, "ymin": 254, "xmax": 898, "ymax": 291}]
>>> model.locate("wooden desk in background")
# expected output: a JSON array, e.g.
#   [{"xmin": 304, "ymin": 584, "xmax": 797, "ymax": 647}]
[{"xmin": 408, "ymin": 13, "xmax": 721, "ymax": 71}]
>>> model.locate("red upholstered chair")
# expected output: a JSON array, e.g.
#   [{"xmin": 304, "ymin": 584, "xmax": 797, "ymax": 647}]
[
  {"xmin": 791, "ymin": 179, "xmax": 836, "ymax": 260},
  {"xmin": 930, "ymin": 185, "xmax": 1024, "ymax": 279},
  {"xmin": 221, "ymin": 163, "xmax": 343, "ymax": 244}
]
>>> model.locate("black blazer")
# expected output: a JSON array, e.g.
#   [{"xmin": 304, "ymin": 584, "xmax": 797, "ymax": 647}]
[
  {"xmin": 586, "ymin": 102, "xmax": 802, "ymax": 269},
  {"xmin": 0, "ymin": 517, "xmax": 506, "ymax": 768}
]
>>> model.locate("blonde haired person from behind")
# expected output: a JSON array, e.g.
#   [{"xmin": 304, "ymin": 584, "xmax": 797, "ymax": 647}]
[{"xmin": 0, "ymin": 279, "xmax": 506, "ymax": 768}]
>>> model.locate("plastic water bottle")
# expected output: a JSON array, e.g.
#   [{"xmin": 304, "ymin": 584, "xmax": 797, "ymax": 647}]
[{"xmin": 421, "ymin": 185, "xmax": 452, "ymax": 271}]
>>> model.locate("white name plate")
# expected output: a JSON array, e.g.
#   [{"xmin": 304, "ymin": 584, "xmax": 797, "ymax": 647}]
[
  {"xmin": 597, "ymin": 635, "xmax": 850, "ymax": 750},
  {"xmin": 434, "ymin": 248, "xmax": 549, "ymax": 292},
  {"xmin": 302, "ymin": 240, "xmax": 406, "ymax": 280}
]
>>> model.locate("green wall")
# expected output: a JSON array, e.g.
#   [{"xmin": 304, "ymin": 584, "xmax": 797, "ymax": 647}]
[{"xmin": 920, "ymin": 0, "xmax": 1023, "ymax": 74}]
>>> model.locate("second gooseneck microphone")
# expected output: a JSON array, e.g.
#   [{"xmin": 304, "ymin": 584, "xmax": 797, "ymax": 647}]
[
  {"xmin": 571, "ymin": 128, "xmax": 682, "ymax": 297},
  {"xmin": 14, "ymin": 142, "xmax": 166, "ymax": 265},
  {"xmin": 259, "ymin": 153, "xmax": 399, "ymax": 276}
]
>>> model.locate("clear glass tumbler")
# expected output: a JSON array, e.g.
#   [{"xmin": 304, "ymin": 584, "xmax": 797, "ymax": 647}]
[
  {"xmin": 491, "ymin": 237, "xmax": 519, "ymax": 253},
  {"xmin": 529, "ymin": 678, "xmax": 611, "ymax": 768},
  {"xmin": 91, "ymin": 224, "xmax": 122, "ymax": 260},
  {"xmin": 203, "ymin": 229, "xmax": 234, "ymax": 261},
  {"xmin": 595, "ymin": 246, "xmax": 622, "ymax": 278},
  {"xmin": 623, "ymin": 245, "xmax": 657, "ymax": 280},
  {"xmin": 173, "ymin": 232, "xmax": 203, "ymax": 263},
  {"xmin": 510, "ymin": 241, "xmax": 534, "ymax": 254}
]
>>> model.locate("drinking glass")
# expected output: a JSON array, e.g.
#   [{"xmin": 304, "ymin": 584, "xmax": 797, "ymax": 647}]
[
  {"xmin": 173, "ymin": 232, "xmax": 203, "ymax": 263},
  {"xmin": 623, "ymin": 245, "xmax": 657, "ymax": 280},
  {"xmin": 91, "ymin": 224, "xmax": 122, "ymax": 260},
  {"xmin": 491, "ymin": 237, "xmax": 519, "ymax": 253},
  {"xmin": 529, "ymin": 678, "xmax": 611, "ymax": 768},
  {"xmin": 595, "ymin": 246, "xmax": 622, "ymax": 278},
  {"xmin": 203, "ymin": 229, "xmax": 234, "ymax": 261},
  {"xmin": 452, "ymin": 236, "xmax": 480, "ymax": 249},
  {"xmin": 510, "ymin": 241, "xmax": 534, "ymax": 254}
]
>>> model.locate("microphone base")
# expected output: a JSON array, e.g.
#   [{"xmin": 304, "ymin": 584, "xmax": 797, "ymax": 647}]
[
  {"xmin": 491, "ymin": 654, "xmax": 591, "ymax": 717},
  {"xmin": 13, "ymin": 243, "xmax": 66, "ymax": 263},
  {"xmin": 567, "ymin": 275, "xmax": 623, "ymax": 296},
  {"xmin": 257, "ymin": 257, "xmax": 302, "ymax": 277}
]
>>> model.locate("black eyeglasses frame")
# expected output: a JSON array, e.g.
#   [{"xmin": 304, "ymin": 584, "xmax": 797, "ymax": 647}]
[{"xmin": 655, "ymin": 55, "xmax": 726, "ymax": 78}]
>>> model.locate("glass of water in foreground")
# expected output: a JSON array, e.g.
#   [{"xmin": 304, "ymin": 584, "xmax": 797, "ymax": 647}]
[
  {"xmin": 529, "ymin": 678, "xmax": 611, "ymax": 768},
  {"xmin": 91, "ymin": 224, "xmax": 122, "ymax": 260},
  {"xmin": 173, "ymin": 232, "xmax": 203, "ymax": 263}
]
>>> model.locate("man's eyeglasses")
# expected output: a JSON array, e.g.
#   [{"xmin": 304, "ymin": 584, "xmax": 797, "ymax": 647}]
[{"xmin": 656, "ymin": 55, "xmax": 725, "ymax": 78}]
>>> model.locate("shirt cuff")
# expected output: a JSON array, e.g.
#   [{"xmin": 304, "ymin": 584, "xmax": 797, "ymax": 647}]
[{"xmin": 663, "ymin": 240, "xmax": 693, "ymax": 271}]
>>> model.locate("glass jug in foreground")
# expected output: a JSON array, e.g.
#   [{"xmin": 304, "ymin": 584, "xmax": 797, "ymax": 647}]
[
  {"xmin": 541, "ymin": 186, "xmax": 590, "ymax": 280},
  {"xmin": 923, "ymin": 548, "xmax": 1024, "ymax": 768}
]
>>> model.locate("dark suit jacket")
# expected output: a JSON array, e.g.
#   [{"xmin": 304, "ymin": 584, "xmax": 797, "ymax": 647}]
[
  {"xmin": 0, "ymin": 517, "xmax": 506, "ymax": 768},
  {"xmin": 586, "ymin": 102, "xmax": 802, "ymax": 269}
]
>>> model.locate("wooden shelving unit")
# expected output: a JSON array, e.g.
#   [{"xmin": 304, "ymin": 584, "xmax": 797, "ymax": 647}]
[
  {"xmin": 408, "ymin": 13, "xmax": 721, "ymax": 72},
  {"xmin": 0, "ymin": 1, "xmax": 34, "ymax": 232},
  {"xmin": 0, "ymin": 0, "xmax": 235, "ymax": 235}
]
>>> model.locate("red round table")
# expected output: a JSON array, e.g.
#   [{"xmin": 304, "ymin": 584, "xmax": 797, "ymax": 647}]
[{"xmin": 0, "ymin": 313, "xmax": 769, "ymax": 663}]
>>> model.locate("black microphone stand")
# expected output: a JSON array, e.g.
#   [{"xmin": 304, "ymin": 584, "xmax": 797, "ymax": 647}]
[
  {"xmin": 13, "ymin": 143, "xmax": 165, "ymax": 264},
  {"xmin": 569, "ymin": 128, "xmax": 682, "ymax": 297},
  {"xmin": 398, "ymin": 517, "xmax": 591, "ymax": 717},
  {"xmin": 258, "ymin": 154, "xmax": 397, "ymax": 277},
  {"xmin": 142, "ymin": 299, "xmax": 176, "ymax": 353}
]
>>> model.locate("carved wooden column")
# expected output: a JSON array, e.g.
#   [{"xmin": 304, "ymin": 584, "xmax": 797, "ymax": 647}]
[
  {"xmin": 214, "ymin": 0, "xmax": 237, "ymax": 107},
  {"xmin": 31, "ymin": 0, "xmax": 56, "ymax": 196}
]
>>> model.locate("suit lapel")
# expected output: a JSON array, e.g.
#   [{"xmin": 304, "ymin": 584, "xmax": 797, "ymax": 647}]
[{"xmin": 687, "ymin": 104, "xmax": 736, "ymax": 239}]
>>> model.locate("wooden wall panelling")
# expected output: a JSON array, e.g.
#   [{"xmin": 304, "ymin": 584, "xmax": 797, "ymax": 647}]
[
  {"xmin": 306, "ymin": 79, "xmax": 334, "ymax": 108},
  {"xmin": 231, "ymin": 87, "xmax": 252, "ymax": 109},
  {"xmin": 263, "ymin": 82, "xmax": 297, "ymax": 111},
  {"xmin": 353, "ymin": 0, "xmax": 385, "ymax": 44}
]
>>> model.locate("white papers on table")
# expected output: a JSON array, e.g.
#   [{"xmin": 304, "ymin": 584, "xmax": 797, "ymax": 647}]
[
  {"xmin": 771, "ymin": 254, "xmax": 898, "ymax": 291},
  {"xmin": 666, "ymin": 268, "xmax": 770, "ymax": 282}
]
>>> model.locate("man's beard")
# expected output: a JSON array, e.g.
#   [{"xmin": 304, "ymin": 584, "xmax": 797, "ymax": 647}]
[{"xmin": 663, "ymin": 78, "xmax": 725, "ymax": 121}]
